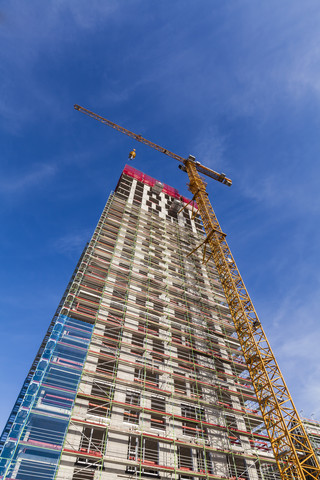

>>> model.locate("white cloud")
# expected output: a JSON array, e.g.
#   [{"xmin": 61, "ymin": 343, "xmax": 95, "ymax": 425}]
[
  {"xmin": 53, "ymin": 230, "xmax": 91, "ymax": 256},
  {"xmin": 0, "ymin": 1, "xmax": 118, "ymax": 48},
  {"xmin": 263, "ymin": 281, "xmax": 320, "ymax": 418},
  {"xmin": 0, "ymin": 163, "xmax": 57, "ymax": 195},
  {"xmin": 0, "ymin": 1, "xmax": 119, "ymax": 131},
  {"xmin": 236, "ymin": 164, "xmax": 320, "ymax": 217},
  {"xmin": 2, "ymin": 1, "xmax": 320, "ymax": 137},
  {"xmin": 190, "ymin": 127, "xmax": 228, "ymax": 171}
]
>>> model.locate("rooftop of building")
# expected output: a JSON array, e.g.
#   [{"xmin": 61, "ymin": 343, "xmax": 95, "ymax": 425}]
[{"xmin": 119, "ymin": 164, "xmax": 198, "ymax": 208}]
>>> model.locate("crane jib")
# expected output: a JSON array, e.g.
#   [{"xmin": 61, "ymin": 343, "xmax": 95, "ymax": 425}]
[{"xmin": 74, "ymin": 104, "xmax": 231, "ymax": 184}]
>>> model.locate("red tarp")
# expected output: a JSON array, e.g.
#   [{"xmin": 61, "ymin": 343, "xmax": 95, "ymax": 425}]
[{"xmin": 123, "ymin": 165, "xmax": 198, "ymax": 209}]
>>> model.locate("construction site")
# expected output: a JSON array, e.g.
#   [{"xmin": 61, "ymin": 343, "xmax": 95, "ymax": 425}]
[{"xmin": 0, "ymin": 107, "xmax": 319, "ymax": 480}]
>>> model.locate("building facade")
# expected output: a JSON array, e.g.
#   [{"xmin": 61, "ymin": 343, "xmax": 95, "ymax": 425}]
[{"xmin": 0, "ymin": 165, "xmax": 280, "ymax": 480}]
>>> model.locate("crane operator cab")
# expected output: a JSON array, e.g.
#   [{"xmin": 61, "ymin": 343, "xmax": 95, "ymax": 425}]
[{"xmin": 128, "ymin": 149, "xmax": 136, "ymax": 160}]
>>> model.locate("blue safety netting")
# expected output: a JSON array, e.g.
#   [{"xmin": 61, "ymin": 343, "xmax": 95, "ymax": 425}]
[{"xmin": 0, "ymin": 316, "xmax": 93, "ymax": 480}]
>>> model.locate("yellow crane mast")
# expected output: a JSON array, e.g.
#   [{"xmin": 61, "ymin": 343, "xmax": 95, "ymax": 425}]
[{"xmin": 74, "ymin": 104, "xmax": 320, "ymax": 480}]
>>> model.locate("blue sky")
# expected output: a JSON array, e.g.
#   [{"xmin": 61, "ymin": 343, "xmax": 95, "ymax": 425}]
[{"xmin": 1, "ymin": 0, "xmax": 320, "ymax": 431}]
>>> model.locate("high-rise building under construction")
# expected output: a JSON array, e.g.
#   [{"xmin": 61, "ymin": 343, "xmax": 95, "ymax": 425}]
[{"xmin": 0, "ymin": 165, "xmax": 280, "ymax": 480}]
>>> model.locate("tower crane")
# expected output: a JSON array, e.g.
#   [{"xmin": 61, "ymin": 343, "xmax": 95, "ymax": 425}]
[{"xmin": 74, "ymin": 104, "xmax": 320, "ymax": 480}]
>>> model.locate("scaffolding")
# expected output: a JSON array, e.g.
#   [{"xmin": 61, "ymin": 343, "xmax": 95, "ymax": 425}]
[
  {"xmin": 0, "ymin": 167, "xmax": 287, "ymax": 480},
  {"xmin": 58, "ymin": 170, "xmax": 280, "ymax": 480}
]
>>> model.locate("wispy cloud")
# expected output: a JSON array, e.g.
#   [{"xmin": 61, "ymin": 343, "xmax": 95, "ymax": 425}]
[
  {"xmin": 219, "ymin": 2, "xmax": 320, "ymax": 115},
  {"xmin": 140, "ymin": 2, "xmax": 320, "ymax": 120},
  {"xmin": 0, "ymin": 1, "xmax": 119, "ymax": 132},
  {"xmin": 53, "ymin": 230, "xmax": 91, "ymax": 256},
  {"xmin": 0, "ymin": 163, "xmax": 57, "ymax": 195},
  {"xmin": 261, "ymin": 278, "xmax": 320, "ymax": 418},
  {"xmin": 0, "ymin": 1, "xmax": 118, "ymax": 53},
  {"xmin": 276, "ymin": 328, "xmax": 320, "ymax": 419},
  {"xmin": 190, "ymin": 127, "xmax": 228, "ymax": 171},
  {"xmin": 236, "ymin": 165, "xmax": 320, "ymax": 217},
  {"xmin": 2, "ymin": 1, "xmax": 320, "ymax": 137}
]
